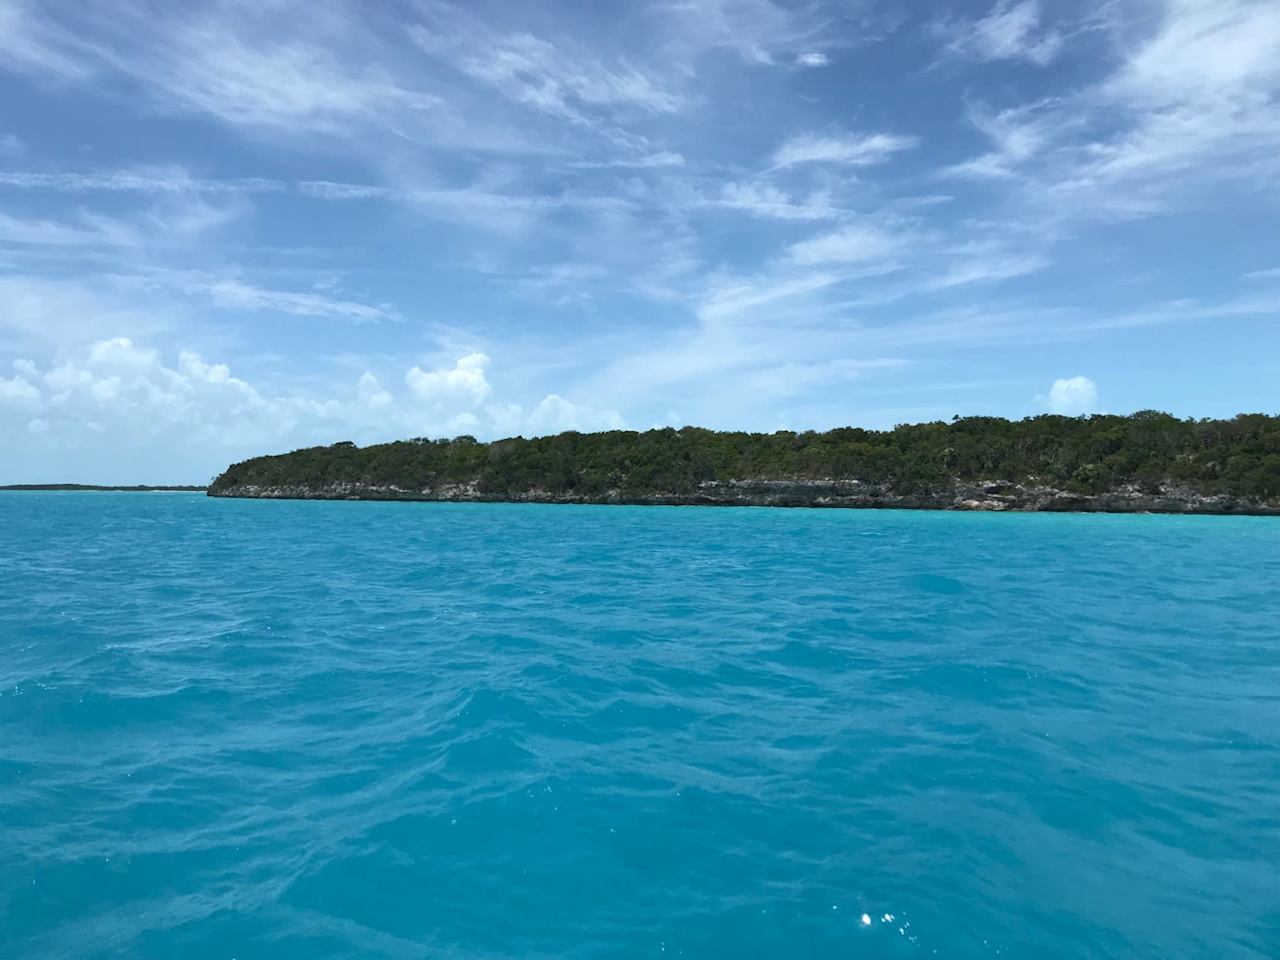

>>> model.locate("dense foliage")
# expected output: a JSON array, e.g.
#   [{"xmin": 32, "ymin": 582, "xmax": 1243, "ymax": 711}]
[{"xmin": 209, "ymin": 412, "xmax": 1280, "ymax": 503}]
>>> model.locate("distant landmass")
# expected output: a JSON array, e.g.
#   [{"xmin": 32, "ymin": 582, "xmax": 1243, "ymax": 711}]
[
  {"xmin": 0, "ymin": 484, "xmax": 206, "ymax": 492},
  {"xmin": 207, "ymin": 412, "xmax": 1280, "ymax": 515}
]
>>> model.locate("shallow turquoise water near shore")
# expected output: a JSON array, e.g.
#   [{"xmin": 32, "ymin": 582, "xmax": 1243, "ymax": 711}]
[{"xmin": 2, "ymin": 493, "xmax": 1278, "ymax": 959}]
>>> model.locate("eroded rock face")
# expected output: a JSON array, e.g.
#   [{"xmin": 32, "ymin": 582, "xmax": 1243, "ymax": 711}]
[{"xmin": 207, "ymin": 478, "xmax": 1280, "ymax": 515}]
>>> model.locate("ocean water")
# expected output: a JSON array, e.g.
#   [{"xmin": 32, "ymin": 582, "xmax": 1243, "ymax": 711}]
[{"xmin": 1, "ymin": 494, "xmax": 1278, "ymax": 960}]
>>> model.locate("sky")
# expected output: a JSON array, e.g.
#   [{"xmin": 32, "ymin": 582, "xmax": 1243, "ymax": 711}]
[{"xmin": 0, "ymin": 0, "xmax": 1278, "ymax": 483}]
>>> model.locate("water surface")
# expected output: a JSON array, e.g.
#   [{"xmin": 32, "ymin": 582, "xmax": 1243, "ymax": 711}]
[{"xmin": 2, "ymin": 494, "xmax": 1277, "ymax": 958}]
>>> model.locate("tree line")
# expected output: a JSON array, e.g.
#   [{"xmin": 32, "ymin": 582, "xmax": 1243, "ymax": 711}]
[{"xmin": 209, "ymin": 412, "xmax": 1280, "ymax": 502}]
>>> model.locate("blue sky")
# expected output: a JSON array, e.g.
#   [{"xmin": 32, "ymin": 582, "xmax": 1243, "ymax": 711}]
[{"xmin": 0, "ymin": 0, "xmax": 1278, "ymax": 483}]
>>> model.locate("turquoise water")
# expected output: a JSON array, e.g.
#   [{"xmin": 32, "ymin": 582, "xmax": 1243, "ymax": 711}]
[{"xmin": 2, "ymin": 494, "xmax": 1278, "ymax": 959}]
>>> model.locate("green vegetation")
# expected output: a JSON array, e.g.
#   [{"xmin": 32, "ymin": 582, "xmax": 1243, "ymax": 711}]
[{"xmin": 209, "ymin": 412, "xmax": 1280, "ymax": 504}]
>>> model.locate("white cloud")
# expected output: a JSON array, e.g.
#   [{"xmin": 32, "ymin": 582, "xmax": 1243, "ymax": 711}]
[
  {"xmin": 159, "ymin": 22, "xmax": 438, "ymax": 132},
  {"xmin": 0, "ymin": 0, "xmax": 94, "ymax": 80},
  {"xmin": 0, "ymin": 168, "xmax": 627, "ymax": 237},
  {"xmin": 446, "ymin": 411, "xmax": 480, "ymax": 433},
  {"xmin": 99, "ymin": 272, "xmax": 398, "ymax": 324},
  {"xmin": 569, "ymin": 151, "xmax": 685, "ymax": 170},
  {"xmin": 409, "ymin": 5, "xmax": 683, "ymax": 125},
  {"xmin": 697, "ymin": 271, "xmax": 840, "ymax": 324},
  {"xmin": 0, "ymin": 374, "xmax": 40, "ymax": 404},
  {"xmin": 485, "ymin": 402, "xmax": 527, "ymax": 437},
  {"xmin": 0, "ymin": 1, "xmax": 440, "ymax": 135},
  {"xmin": 786, "ymin": 224, "xmax": 903, "ymax": 265},
  {"xmin": 14, "ymin": 342, "xmax": 280, "ymax": 447},
  {"xmin": 709, "ymin": 180, "xmax": 841, "ymax": 220},
  {"xmin": 406, "ymin": 353, "xmax": 493, "ymax": 406},
  {"xmin": 941, "ymin": 98, "xmax": 1061, "ymax": 180},
  {"xmin": 357, "ymin": 372, "xmax": 393, "ymax": 409},
  {"xmin": 1046, "ymin": 375, "xmax": 1098, "ymax": 415},
  {"xmin": 929, "ymin": 252, "xmax": 1048, "ymax": 289},
  {"xmin": 1074, "ymin": 0, "xmax": 1280, "ymax": 190},
  {"xmin": 43, "ymin": 363, "xmax": 95, "ymax": 393},
  {"xmin": 179, "ymin": 351, "xmax": 232, "ymax": 384},
  {"xmin": 90, "ymin": 375, "xmax": 123, "ymax": 405},
  {"xmin": 944, "ymin": 1, "xmax": 1280, "ymax": 217},
  {"xmin": 1110, "ymin": 0, "xmax": 1280, "ymax": 109},
  {"xmin": 88, "ymin": 336, "xmax": 159, "ymax": 370},
  {"xmin": 658, "ymin": 0, "xmax": 828, "ymax": 67},
  {"xmin": 940, "ymin": 0, "xmax": 1063, "ymax": 66},
  {"xmin": 196, "ymin": 279, "xmax": 396, "ymax": 323},
  {"xmin": 0, "ymin": 210, "xmax": 137, "ymax": 248},
  {"xmin": 795, "ymin": 51, "xmax": 829, "ymax": 67},
  {"xmin": 0, "ymin": 169, "xmax": 285, "ymax": 195},
  {"xmin": 525, "ymin": 394, "xmax": 624, "ymax": 435},
  {"xmin": 3, "ymin": 334, "xmax": 644, "ymax": 483},
  {"xmin": 770, "ymin": 132, "xmax": 919, "ymax": 169}
]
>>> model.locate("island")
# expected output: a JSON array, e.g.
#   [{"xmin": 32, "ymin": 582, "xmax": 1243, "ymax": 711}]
[{"xmin": 207, "ymin": 412, "xmax": 1280, "ymax": 514}]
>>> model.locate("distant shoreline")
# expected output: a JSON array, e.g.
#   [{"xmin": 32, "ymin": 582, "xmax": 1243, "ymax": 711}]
[
  {"xmin": 0, "ymin": 484, "xmax": 206, "ymax": 493},
  {"xmin": 206, "ymin": 482, "xmax": 1280, "ymax": 515},
  {"xmin": 206, "ymin": 414, "xmax": 1280, "ymax": 517}
]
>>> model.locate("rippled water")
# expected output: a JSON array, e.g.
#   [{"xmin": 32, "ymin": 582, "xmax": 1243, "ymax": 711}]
[{"xmin": 2, "ymin": 493, "xmax": 1278, "ymax": 959}]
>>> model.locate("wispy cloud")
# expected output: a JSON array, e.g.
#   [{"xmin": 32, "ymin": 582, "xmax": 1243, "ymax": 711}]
[
  {"xmin": 785, "ymin": 224, "xmax": 906, "ymax": 265},
  {"xmin": 936, "ymin": 0, "xmax": 1064, "ymax": 66},
  {"xmin": 940, "ymin": 98, "xmax": 1063, "ymax": 180},
  {"xmin": 1070, "ymin": 0, "xmax": 1280, "ymax": 191},
  {"xmin": 655, "ymin": 0, "xmax": 830, "ymax": 66},
  {"xmin": 697, "ymin": 271, "xmax": 841, "ymax": 324},
  {"xmin": 0, "ymin": 169, "xmax": 285, "ymax": 195},
  {"xmin": 0, "ymin": 1, "xmax": 441, "ymax": 135},
  {"xmin": 705, "ymin": 180, "xmax": 843, "ymax": 221},
  {"xmin": 928, "ymin": 251, "xmax": 1047, "ymax": 289},
  {"xmin": 0, "ymin": 209, "xmax": 138, "ymax": 248},
  {"xmin": 795, "ymin": 51, "xmax": 830, "ymax": 68},
  {"xmin": 941, "ymin": 0, "xmax": 1280, "ymax": 220},
  {"xmin": 770, "ymin": 131, "xmax": 919, "ymax": 170},
  {"xmin": 107, "ymin": 272, "xmax": 400, "ymax": 324},
  {"xmin": 569, "ymin": 152, "xmax": 686, "ymax": 170},
  {"xmin": 410, "ymin": 2, "xmax": 684, "ymax": 132},
  {"xmin": 0, "ymin": 167, "xmax": 634, "ymax": 234},
  {"xmin": 0, "ymin": 0, "xmax": 96, "ymax": 80}
]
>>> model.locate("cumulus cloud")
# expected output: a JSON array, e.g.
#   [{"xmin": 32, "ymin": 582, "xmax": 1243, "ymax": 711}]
[
  {"xmin": 525, "ymin": 394, "xmax": 625, "ymax": 435},
  {"xmin": 3, "ymin": 337, "xmax": 636, "ymax": 482},
  {"xmin": 795, "ymin": 51, "xmax": 829, "ymax": 67},
  {"xmin": 89, "ymin": 336, "xmax": 159, "ymax": 369},
  {"xmin": 357, "ymin": 372, "xmax": 393, "ymax": 409},
  {"xmin": 1046, "ymin": 375, "xmax": 1098, "ymax": 415},
  {"xmin": 0, "ymin": 374, "xmax": 41, "ymax": 404},
  {"xmin": 405, "ymin": 352, "xmax": 493, "ymax": 406},
  {"xmin": 179, "ymin": 351, "xmax": 233, "ymax": 384},
  {"xmin": 10, "ymin": 338, "xmax": 288, "ymax": 458}
]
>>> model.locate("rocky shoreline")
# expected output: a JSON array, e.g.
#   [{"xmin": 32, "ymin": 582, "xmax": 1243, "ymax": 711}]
[{"xmin": 207, "ymin": 478, "xmax": 1280, "ymax": 515}]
